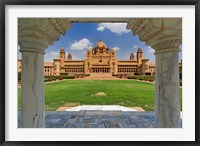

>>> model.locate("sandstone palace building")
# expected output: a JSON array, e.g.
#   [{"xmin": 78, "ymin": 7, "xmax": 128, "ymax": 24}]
[{"xmin": 18, "ymin": 39, "xmax": 155, "ymax": 76}]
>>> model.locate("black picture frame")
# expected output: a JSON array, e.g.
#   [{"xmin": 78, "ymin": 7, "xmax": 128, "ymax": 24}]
[{"xmin": 0, "ymin": 0, "xmax": 199, "ymax": 145}]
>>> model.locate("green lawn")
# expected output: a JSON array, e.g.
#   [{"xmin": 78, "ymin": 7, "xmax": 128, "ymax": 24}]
[{"xmin": 18, "ymin": 80, "xmax": 182, "ymax": 111}]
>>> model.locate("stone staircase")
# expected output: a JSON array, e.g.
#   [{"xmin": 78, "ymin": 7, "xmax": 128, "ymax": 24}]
[
  {"xmin": 90, "ymin": 73, "xmax": 112, "ymax": 77},
  {"xmin": 78, "ymin": 73, "xmax": 119, "ymax": 80}
]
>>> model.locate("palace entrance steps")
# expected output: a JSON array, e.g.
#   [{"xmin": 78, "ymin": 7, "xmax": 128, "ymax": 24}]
[{"xmin": 90, "ymin": 73, "xmax": 113, "ymax": 77}]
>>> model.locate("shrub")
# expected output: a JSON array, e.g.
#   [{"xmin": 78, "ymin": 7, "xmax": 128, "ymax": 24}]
[
  {"xmin": 84, "ymin": 74, "xmax": 90, "ymax": 76},
  {"xmin": 60, "ymin": 73, "xmax": 68, "ymax": 76},
  {"xmin": 148, "ymin": 78, "xmax": 154, "ymax": 82},
  {"xmin": 52, "ymin": 78, "xmax": 57, "ymax": 81},
  {"xmin": 135, "ymin": 76, "xmax": 145, "ymax": 80},
  {"xmin": 18, "ymin": 72, "xmax": 21, "ymax": 81},
  {"xmin": 45, "ymin": 75, "xmax": 55, "ymax": 79},
  {"xmin": 44, "ymin": 78, "xmax": 49, "ymax": 82},
  {"xmin": 61, "ymin": 76, "xmax": 75, "ymax": 79},
  {"xmin": 45, "ymin": 75, "xmax": 60, "ymax": 80},
  {"xmin": 128, "ymin": 75, "xmax": 155, "ymax": 81},
  {"xmin": 48, "ymin": 78, "xmax": 53, "ymax": 82},
  {"xmin": 127, "ymin": 76, "xmax": 136, "ymax": 79}
]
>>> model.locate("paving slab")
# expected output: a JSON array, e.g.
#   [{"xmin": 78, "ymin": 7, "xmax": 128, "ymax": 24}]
[{"xmin": 18, "ymin": 110, "xmax": 182, "ymax": 128}]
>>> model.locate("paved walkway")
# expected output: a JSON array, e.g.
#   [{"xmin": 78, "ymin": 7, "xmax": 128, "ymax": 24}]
[
  {"xmin": 44, "ymin": 111, "xmax": 155, "ymax": 128},
  {"xmin": 18, "ymin": 106, "xmax": 182, "ymax": 128}
]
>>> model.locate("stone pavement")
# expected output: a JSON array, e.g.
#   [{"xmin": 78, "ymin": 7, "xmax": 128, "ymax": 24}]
[
  {"xmin": 18, "ymin": 111, "xmax": 156, "ymax": 128},
  {"xmin": 18, "ymin": 106, "xmax": 182, "ymax": 128},
  {"xmin": 44, "ymin": 111, "xmax": 155, "ymax": 128}
]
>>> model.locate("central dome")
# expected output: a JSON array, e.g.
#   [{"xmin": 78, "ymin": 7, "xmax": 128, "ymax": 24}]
[{"xmin": 96, "ymin": 38, "xmax": 107, "ymax": 48}]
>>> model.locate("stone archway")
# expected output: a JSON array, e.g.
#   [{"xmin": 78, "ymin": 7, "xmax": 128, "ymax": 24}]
[
  {"xmin": 18, "ymin": 18, "xmax": 181, "ymax": 128},
  {"xmin": 18, "ymin": 18, "xmax": 71, "ymax": 128},
  {"xmin": 126, "ymin": 18, "xmax": 182, "ymax": 128}
]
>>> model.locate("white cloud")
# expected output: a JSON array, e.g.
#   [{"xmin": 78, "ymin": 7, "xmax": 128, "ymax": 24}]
[
  {"xmin": 81, "ymin": 51, "xmax": 86, "ymax": 55},
  {"xmin": 133, "ymin": 45, "xmax": 138, "ymax": 48},
  {"xmin": 72, "ymin": 56, "xmax": 78, "ymax": 60},
  {"xmin": 44, "ymin": 51, "xmax": 59, "ymax": 62},
  {"xmin": 69, "ymin": 52, "xmax": 84, "ymax": 60},
  {"xmin": 88, "ymin": 46, "xmax": 93, "ymax": 49},
  {"xmin": 112, "ymin": 47, "xmax": 120, "ymax": 51},
  {"xmin": 44, "ymin": 50, "xmax": 86, "ymax": 61},
  {"xmin": 73, "ymin": 56, "xmax": 82, "ymax": 60},
  {"xmin": 147, "ymin": 46, "xmax": 155, "ymax": 53},
  {"xmin": 97, "ymin": 23, "xmax": 131, "ymax": 35},
  {"xmin": 70, "ymin": 38, "xmax": 92, "ymax": 50},
  {"xmin": 49, "ymin": 51, "xmax": 59, "ymax": 56},
  {"xmin": 97, "ymin": 26, "xmax": 105, "ymax": 31}
]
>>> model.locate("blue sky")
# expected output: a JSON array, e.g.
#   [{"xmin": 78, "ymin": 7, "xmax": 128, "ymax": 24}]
[{"xmin": 18, "ymin": 22, "xmax": 182, "ymax": 62}]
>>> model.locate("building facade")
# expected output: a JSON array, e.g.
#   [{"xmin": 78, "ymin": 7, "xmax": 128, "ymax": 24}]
[{"xmin": 18, "ymin": 39, "xmax": 156, "ymax": 76}]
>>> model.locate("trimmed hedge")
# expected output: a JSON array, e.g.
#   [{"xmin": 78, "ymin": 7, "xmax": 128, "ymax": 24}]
[
  {"xmin": 44, "ymin": 78, "xmax": 50, "ymax": 82},
  {"xmin": 60, "ymin": 75, "xmax": 75, "ymax": 79},
  {"xmin": 58, "ymin": 76, "xmax": 63, "ymax": 80},
  {"xmin": 148, "ymin": 78, "xmax": 154, "ymax": 82},
  {"xmin": 128, "ymin": 75, "xmax": 155, "ymax": 81},
  {"xmin": 45, "ymin": 75, "xmax": 57, "ymax": 79},
  {"xmin": 44, "ymin": 75, "xmax": 75, "ymax": 82},
  {"xmin": 18, "ymin": 72, "xmax": 21, "ymax": 81},
  {"xmin": 84, "ymin": 74, "xmax": 90, "ymax": 76},
  {"xmin": 60, "ymin": 73, "xmax": 68, "ymax": 76},
  {"xmin": 134, "ymin": 72, "xmax": 143, "ymax": 75}
]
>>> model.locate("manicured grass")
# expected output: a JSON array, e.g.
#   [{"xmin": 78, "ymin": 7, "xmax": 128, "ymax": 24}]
[{"xmin": 18, "ymin": 80, "xmax": 182, "ymax": 111}]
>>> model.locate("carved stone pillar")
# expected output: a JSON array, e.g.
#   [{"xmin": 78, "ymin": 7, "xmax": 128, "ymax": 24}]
[
  {"xmin": 20, "ymin": 51, "xmax": 45, "ymax": 128},
  {"xmin": 18, "ymin": 18, "xmax": 71, "ymax": 128},
  {"xmin": 127, "ymin": 18, "xmax": 182, "ymax": 128},
  {"xmin": 153, "ymin": 39, "xmax": 181, "ymax": 128}
]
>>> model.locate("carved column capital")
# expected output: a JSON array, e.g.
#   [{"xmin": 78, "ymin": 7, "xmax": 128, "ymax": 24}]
[
  {"xmin": 18, "ymin": 18, "xmax": 71, "ymax": 54},
  {"xmin": 127, "ymin": 18, "xmax": 182, "ymax": 54},
  {"xmin": 152, "ymin": 37, "xmax": 181, "ymax": 54}
]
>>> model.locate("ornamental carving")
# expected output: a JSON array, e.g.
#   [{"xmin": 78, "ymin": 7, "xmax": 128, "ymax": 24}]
[
  {"xmin": 127, "ymin": 18, "xmax": 182, "ymax": 54},
  {"xmin": 18, "ymin": 18, "xmax": 71, "ymax": 53}
]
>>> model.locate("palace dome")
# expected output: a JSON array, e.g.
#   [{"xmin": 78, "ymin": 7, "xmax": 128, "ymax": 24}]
[{"xmin": 95, "ymin": 38, "xmax": 107, "ymax": 48}]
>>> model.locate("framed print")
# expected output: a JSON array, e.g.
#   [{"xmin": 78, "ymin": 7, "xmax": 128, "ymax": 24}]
[{"xmin": 1, "ymin": 0, "xmax": 200, "ymax": 145}]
